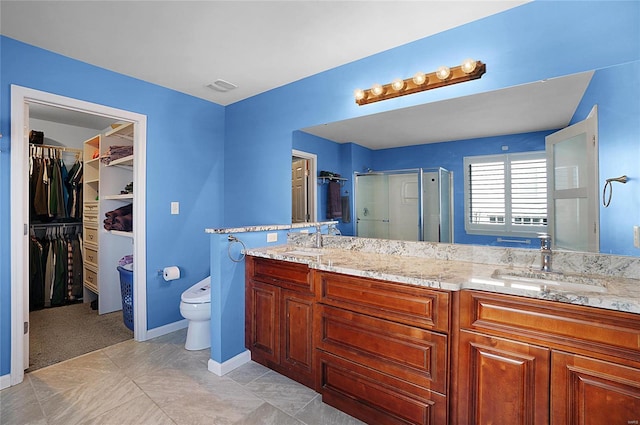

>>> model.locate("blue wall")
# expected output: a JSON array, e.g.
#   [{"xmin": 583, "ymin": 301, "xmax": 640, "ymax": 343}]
[
  {"xmin": 224, "ymin": 1, "xmax": 639, "ymax": 231},
  {"xmin": 575, "ymin": 61, "xmax": 640, "ymax": 256},
  {"xmin": 0, "ymin": 37, "xmax": 225, "ymax": 376}
]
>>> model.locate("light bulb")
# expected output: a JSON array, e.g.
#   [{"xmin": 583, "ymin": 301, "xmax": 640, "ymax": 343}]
[
  {"xmin": 412, "ymin": 71, "xmax": 426, "ymax": 85},
  {"xmin": 461, "ymin": 58, "xmax": 477, "ymax": 74},
  {"xmin": 436, "ymin": 66, "xmax": 451, "ymax": 80},
  {"xmin": 391, "ymin": 78, "xmax": 405, "ymax": 91},
  {"xmin": 354, "ymin": 88, "xmax": 366, "ymax": 101},
  {"xmin": 371, "ymin": 83, "xmax": 384, "ymax": 96}
]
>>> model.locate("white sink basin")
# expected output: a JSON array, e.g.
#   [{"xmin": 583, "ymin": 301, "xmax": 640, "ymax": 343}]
[{"xmin": 491, "ymin": 269, "xmax": 608, "ymax": 293}]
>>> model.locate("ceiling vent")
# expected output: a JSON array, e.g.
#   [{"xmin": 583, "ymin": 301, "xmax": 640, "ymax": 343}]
[{"xmin": 206, "ymin": 79, "xmax": 238, "ymax": 92}]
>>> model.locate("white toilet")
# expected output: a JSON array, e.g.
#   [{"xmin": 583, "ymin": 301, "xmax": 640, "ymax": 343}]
[{"xmin": 179, "ymin": 276, "xmax": 211, "ymax": 350}]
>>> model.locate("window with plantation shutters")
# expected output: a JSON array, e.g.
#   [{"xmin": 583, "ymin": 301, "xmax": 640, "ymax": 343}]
[{"xmin": 464, "ymin": 152, "xmax": 547, "ymax": 236}]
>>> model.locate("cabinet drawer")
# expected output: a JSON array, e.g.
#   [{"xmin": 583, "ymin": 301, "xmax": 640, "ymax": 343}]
[
  {"xmin": 85, "ymin": 227, "xmax": 99, "ymax": 244},
  {"xmin": 317, "ymin": 305, "xmax": 447, "ymax": 394},
  {"xmin": 249, "ymin": 257, "xmax": 311, "ymax": 293},
  {"xmin": 84, "ymin": 212, "xmax": 98, "ymax": 224},
  {"xmin": 85, "ymin": 246, "xmax": 98, "ymax": 267},
  {"xmin": 84, "ymin": 265, "xmax": 98, "ymax": 293},
  {"xmin": 316, "ymin": 271, "xmax": 449, "ymax": 332},
  {"xmin": 318, "ymin": 351, "xmax": 447, "ymax": 425},
  {"xmin": 84, "ymin": 202, "xmax": 99, "ymax": 215},
  {"xmin": 460, "ymin": 290, "xmax": 640, "ymax": 361}
]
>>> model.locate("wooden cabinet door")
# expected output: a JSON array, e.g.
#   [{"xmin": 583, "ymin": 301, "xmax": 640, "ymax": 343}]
[
  {"xmin": 457, "ymin": 330, "xmax": 550, "ymax": 425},
  {"xmin": 246, "ymin": 280, "xmax": 280, "ymax": 365},
  {"xmin": 281, "ymin": 290, "xmax": 315, "ymax": 387},
  {"xmin": 551, "ymin": 351, "xmax": 640, "ymax": 425}
]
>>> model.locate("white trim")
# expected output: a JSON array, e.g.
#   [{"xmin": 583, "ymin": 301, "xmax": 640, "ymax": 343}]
[
  {"xmin": 0, "ymin": 374, "xmax": 11, "ymax": 390},
  {"xmin": 9, "ymin": 85, "xmax": 148, "ymax": 387},
  {"xmin": 145, "ymin": 319, "xmax": 188, "ymax": 340},
  {"xmin": 207, "ymin": 350, "xmax": 251, "ymax": 376},
  {"xmin": 292, "ymin": 149, "xmax": 317, "ymax": 222}
]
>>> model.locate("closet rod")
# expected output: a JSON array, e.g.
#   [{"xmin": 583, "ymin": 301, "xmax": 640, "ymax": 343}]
[
  {"xmin": 30, "ymin": 222, "xmax": 82, "ymax": 229},
  {"xmin": 29, "ymin": 143, "xmax": 83, "ymax": 154}
]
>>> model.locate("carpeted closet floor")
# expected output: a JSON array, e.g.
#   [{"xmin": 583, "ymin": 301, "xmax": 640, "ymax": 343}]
[{"xmin": 28, "ymin": 302, "xmax": 133, "ymax": 372}]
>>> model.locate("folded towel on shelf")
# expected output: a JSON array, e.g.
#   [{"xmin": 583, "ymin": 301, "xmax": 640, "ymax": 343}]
[
  {"xmin": 104, "ymin": 203, "xmax": 133, "ymax": 232},
  {"xmin": 326, "ymin": 181, "xmax": 342, "ymax": 219},
  {"xmin": 101, "ymin": 145, "xmax": 133, "ymax": 165}
]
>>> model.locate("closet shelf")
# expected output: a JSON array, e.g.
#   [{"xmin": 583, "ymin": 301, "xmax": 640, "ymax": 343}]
[
  {"xmin": 105, "ymin": 154, "xmax": 133, "ymax": 167},
  {"xmin": 105, "ymin": 122, "xmax": 134, "ymax": 140},
  {"xmin": 108, "ymin": 230, "xmax": 133, "ymax": 238},
  {"xmin": 103, "ymin": 194, "xmax": 133, "ymax": 200}
]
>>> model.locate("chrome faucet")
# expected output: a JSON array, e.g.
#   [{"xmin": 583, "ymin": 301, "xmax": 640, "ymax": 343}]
[
  {"xmin": 315, "ymin": 224, "xmax": 322, "ymax": 248},
  {"xmin": 539, "ymin": 233, "xmax": 552, "ymax": 272}
]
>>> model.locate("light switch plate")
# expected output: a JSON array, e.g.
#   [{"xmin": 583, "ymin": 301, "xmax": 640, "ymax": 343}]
[
  {"xmin": 267, "ymin": 233, "xmax": 278, "ymax": 242},
  {"xmin": 171, "ymin": 202, "xmax": 179, "ymax": 215},
  {"xmin": 634, "ymin": 225, "xmax": 640, "ymax": 248}
]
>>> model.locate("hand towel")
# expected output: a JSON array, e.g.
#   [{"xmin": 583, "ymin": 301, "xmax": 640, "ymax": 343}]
[{"xmin": 326, "ymin": 181, "xmax": 342, "ymax": 219}]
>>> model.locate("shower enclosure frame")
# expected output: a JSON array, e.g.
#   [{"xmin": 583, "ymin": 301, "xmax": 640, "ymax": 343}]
[{"xmin": 353, "ymin": 167, "xmax": 453, "ymax": 242}]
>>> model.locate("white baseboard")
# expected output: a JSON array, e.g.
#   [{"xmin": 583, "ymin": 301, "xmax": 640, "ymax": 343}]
[
  {"xmin": 1, "ymin": 373, "xmax": 12, "ymax": 390},
  {"xmin": 144, "ymin": 319, "xmax": 188, "ymax": 341},
  {"xmin": 208, "ymin": 350, "xmax": 251, "ymax": 376}
]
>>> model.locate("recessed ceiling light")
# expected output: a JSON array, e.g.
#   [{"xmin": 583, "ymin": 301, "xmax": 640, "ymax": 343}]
[{"xmin": 206, "ymin": 79, "xmax": 238, "ymax": 92}]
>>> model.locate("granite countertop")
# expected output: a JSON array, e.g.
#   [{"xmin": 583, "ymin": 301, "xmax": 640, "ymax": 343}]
[{"xmin": 245, "ymin": 244, "xmax": 640, "ymax": 315}]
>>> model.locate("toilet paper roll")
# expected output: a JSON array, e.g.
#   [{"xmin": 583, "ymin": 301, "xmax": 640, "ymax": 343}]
[{"xmin": 163, "ymin": 266, "xmax": 180, "ymax": 281}]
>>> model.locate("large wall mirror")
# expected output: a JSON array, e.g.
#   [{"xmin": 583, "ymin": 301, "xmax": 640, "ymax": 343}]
[{"xmin": 293, "ymin": 61, "xmax": 639, "ymax": 257}]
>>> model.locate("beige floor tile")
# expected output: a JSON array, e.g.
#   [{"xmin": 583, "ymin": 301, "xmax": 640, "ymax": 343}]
[
  {"xmin": 0, "ymin": 375, "xmax": 46, "ymax": 425},
  {"xmin": 79, "ymin": 393, "xmax": 176, "ymax": 425},
  {"xmin": 294, "ymin": 395, "xmax": 366, "ymax": 425},
  {"xmin": 226, "ymin": 361, "xmax": 271, "ymax": 385},
  {"xmin": 39, "ymin": 370, "xmax": 144, "ymax": 425},
  {"xmin": 136, "ymin": 368, "xmax": 265, "ymax": 424},
  {"xmin": 244, "ymin": 371, "xmax": 318, "ymax": 416},
  {"xmin": 234, "ymin": 402, "xmax": 305, "ymax": 425},
  {"xmin": 28, "ymin": 350, "xmax": 120, "ymax": 401},
  {"xmin": 1, "ymin": 330, "xmax": 364, "ymax": 425}
]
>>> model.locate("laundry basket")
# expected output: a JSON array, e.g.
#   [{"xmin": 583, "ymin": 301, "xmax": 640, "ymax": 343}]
[{"xmin": 117, "ymin": 265, "xmax": 134, "ymax": 331}]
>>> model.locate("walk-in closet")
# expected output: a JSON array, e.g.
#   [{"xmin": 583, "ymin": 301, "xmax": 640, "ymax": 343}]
[{"xmin": 26, "ymin": 105, "xmax": 133, "ymax": 371}]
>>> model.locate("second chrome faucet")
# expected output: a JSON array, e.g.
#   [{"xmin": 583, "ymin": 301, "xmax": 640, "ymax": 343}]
[{"xmin": 539, "ymin": 233, "xmax": 552, "ymax": 272}]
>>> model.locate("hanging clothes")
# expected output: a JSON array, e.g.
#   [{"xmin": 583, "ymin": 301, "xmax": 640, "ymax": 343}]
[
  {"xmin": 29, "ymin": 225, "xmax": 84, "ymax": 310},
  {"xmin": 29, "ymin": 145, "xmax": 83, "ymax": 222}
]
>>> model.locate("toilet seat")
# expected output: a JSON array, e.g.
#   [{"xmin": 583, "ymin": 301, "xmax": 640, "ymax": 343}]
[{"xmin": 181, "ymin": 276, "xmax": 211, "ymax": 304}]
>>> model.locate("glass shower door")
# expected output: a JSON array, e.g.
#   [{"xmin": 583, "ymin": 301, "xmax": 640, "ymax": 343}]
[{"xmin": 355, "ymin": 173, "xmax": 390, "ymax": 239}]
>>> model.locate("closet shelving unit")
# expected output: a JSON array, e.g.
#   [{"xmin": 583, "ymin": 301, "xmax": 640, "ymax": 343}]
[
  {"xmin": 82, "ymin": 135, "xmax": 101, "ymax": 296},
  {"xmin": 82, "ymin": 122, "xmax": 134, "ymax": 314}
]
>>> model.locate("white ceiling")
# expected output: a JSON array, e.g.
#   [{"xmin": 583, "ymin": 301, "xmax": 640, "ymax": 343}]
[
  {"xmin": 0, "ymin": 1, "xmax": 528, "ymax": 106},
  {"xmin": 7, "ymin": 0, "xmax": 586, "ymax": 151},
  {"xmin": 302, "ymin": 71, "xmax": 594, "ymax": 149}
]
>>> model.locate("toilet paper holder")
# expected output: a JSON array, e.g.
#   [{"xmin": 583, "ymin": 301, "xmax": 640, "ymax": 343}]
[{"xmin": 160, "ymin": 266, "xmax": 181, "ymax": 281}]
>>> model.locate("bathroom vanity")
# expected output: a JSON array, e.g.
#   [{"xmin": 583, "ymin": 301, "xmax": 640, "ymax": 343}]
[{"xmin": 244, "ymin": 237, "xmax": 640, "ymax": 425}]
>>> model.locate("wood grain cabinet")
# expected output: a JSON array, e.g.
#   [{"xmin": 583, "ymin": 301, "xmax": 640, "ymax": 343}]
[
  {"xmin": 315, "ymin": 271, "xmax": 451, "ymax": 424},
  {"xmin": 245, "ymin": 256, "xmax": 315, "ymax": 388},
  {"xmin": 456, "ymin": 290, "xmax": 640, "ymax": 425}
]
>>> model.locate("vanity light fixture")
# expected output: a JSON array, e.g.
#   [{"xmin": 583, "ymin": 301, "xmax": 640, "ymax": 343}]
[{"xmin": 354, "ymin": 59, "xmax": 486, "ymax": 106}]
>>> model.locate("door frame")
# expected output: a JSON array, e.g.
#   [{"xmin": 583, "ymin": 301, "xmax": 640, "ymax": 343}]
[
  {"xmin": 292, "ymin": 149, "xmax": 317, "ymax": 222},
  {"xmin": 10, "ymin": 85, "xmax": 148, "ymax": 386}
]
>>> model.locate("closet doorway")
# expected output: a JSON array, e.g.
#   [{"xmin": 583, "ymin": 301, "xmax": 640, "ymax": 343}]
[{"xmin": 10, "ymin": 86, "xmax": 148, "ymax": 386}]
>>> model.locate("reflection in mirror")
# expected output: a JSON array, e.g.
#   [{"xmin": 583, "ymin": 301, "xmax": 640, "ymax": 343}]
[
  {"xmin": 354, "ymin": 168, "xmax": 452, "ymax": 243},
  {"xmin": 294, "ymin": 62, "xmax": 639, "ymax": 256}
]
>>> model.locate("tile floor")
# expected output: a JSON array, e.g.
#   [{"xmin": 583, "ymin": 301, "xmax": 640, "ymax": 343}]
[{"xmin": 0, "ymin": 329, "xmax": 365, "ymax": 425}]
